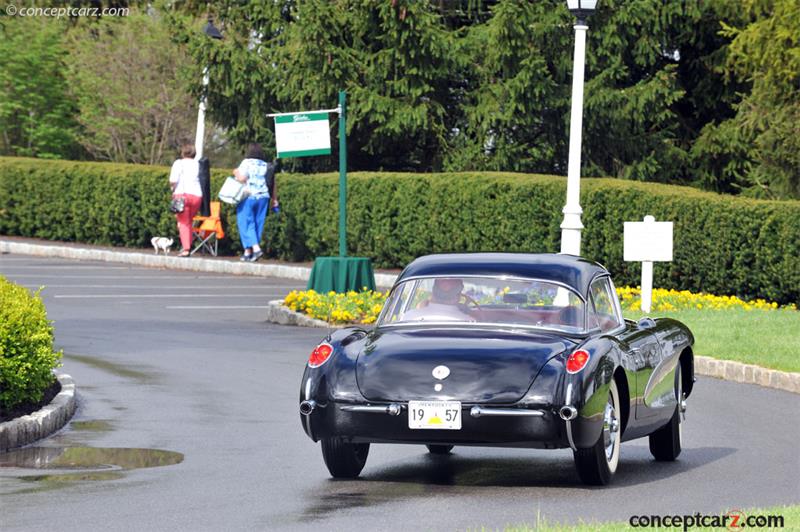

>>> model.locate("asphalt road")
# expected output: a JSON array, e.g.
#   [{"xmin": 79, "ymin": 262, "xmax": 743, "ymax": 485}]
[{"xmin": 1, "ymin": 254, "xmax": 798, "ymax": 532}]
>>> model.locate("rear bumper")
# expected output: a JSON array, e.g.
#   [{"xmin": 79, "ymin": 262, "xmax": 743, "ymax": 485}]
[{"xmin": 301, "ymin": 401, "xmax": 570, "ymax": 449}]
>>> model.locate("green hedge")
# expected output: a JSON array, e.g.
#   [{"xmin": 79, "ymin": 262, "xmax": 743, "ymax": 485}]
[
  {"xmin": 1, "ymin": 157, "xmax": 798, "ymax": 304},
  {"xmin": 0, "ymin": 276, "xmax": 62, "ymax": 412},
  {"xmin": 0, "ymin": 157, "xmax": 243, "ymax": 255}
]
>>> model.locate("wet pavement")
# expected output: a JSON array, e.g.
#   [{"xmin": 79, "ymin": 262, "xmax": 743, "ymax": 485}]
[{"xmin": 0, "ymin": 254, "xmax": 799, "ymax": 531}]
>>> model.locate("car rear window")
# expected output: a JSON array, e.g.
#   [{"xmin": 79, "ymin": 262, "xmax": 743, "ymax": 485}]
[{"xmin": 378, "ymin": 276, "xmax": 586, "ymax": 333}]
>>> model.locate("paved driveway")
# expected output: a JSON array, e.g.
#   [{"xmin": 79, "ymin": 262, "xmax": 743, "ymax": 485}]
[{"xmin": 0, "ymin": 255, "xmax": 798, "ymax": 531}]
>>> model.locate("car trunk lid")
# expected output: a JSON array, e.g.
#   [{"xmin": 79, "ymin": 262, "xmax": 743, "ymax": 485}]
[{"xmin": 356, "ymin": 327, "xmax": 573, "ymax": 404}]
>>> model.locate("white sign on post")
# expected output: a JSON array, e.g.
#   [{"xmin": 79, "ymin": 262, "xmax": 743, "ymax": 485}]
[
  {"xmin": 273, "ymin": 112, "xmax": 331, "ymax": 158},
  {"xmin": 623, "ymin": 216, "xmax": 673, "ymax": 313}
]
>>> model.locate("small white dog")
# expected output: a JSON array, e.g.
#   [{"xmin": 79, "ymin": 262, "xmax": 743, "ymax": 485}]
[{"xmin": 151, "ymin": 237, "xmax": 174, "ymax": 255}]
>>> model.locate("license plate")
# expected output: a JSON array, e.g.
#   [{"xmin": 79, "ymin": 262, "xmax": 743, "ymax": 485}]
[{"xmin": 408, "ymin": 401, "xmax": 462, "ymax": 430}]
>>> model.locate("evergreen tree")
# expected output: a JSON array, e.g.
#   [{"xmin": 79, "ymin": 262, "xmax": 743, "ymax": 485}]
[{"xmin": 693, "ymin": 0, "xmax": 800, "ymax": 199}]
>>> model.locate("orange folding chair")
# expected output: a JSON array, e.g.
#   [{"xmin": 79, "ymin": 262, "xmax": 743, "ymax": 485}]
[{"xmin": 191, "ymin": 201, "xmax": 224, "ymax": 256}]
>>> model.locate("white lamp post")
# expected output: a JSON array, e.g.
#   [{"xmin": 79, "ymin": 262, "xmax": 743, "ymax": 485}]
[
  {"xmin": 194, "ymin": 18, "xmax": 223, "ymax": 160},
  {"xmin": 560, "ymin": 0, "xmax": 597, "ymax": 256}
]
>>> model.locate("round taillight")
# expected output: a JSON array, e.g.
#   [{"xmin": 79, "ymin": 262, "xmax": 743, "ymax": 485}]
[
  {"xmin": 308, "ymin": 343, "xmax": 333, "ymax": 368},
  {"xmin": 566, "ymin": 350, "xmax": 590, "ymax": 374}
]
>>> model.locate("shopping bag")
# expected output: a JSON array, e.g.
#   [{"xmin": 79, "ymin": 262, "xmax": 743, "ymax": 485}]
[{"xmin": 218, "ymin": 176, "xmax": 247, "ymax": 205}]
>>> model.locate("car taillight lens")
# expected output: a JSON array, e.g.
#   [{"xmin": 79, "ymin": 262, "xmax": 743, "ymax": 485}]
[
  {"xmin": 566, "ymin": 350, "xmax": 590, "ymax": 374},
  {"xmin": 308, "ymin": 343, "xmax": 333, "ymax": 368}
]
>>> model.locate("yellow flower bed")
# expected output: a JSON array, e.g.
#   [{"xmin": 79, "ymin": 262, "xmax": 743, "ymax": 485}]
[
  {"xmin": 284, "ymin": 286, "xmax": 794, "ymax": 325},
  {"xmin": 616, "ymin": 286, "xmax": 796, "ymax": 312},
  {"xmin": 283, "ymin": 289, "xmax": 388, "ymax": 324}
]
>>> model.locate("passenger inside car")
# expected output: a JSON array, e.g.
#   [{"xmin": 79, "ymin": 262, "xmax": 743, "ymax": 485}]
[{"xmin": 403, "ymin": 278, "xmax": 474, "ymax": 321}]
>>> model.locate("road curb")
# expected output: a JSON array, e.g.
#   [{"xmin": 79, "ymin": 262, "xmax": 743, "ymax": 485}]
[
  {"xmin": 694, "ymin": 356, "xmax": 799, "ymax": 394},
  {"xmin": 266, "ymin": 299, "xmax": 348, "ymax": 329},
  {"xmin": 0, "ymin": 373, "xmax": 77, "ymax": 452},
  {"xmin": 0, "ymin": 240, "xmax": 398, "ymax": 288}
]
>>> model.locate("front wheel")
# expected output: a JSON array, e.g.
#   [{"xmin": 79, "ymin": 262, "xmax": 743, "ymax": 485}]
[
  {"xmin": 321, "ymin": 437, "xmax": 370, "ymax": 478},
  {"xmin": 649, "ymin": 365, "xmax": 683, "ymax": 461},
  {"xmin": 573, "ymin": 379, "xmax": 621, "ymax": 486}
]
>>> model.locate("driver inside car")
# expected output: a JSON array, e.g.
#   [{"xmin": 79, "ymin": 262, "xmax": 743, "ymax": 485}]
[{"xmin": 403, "ymin": 278, "xmax": 475, "ymax": 322}]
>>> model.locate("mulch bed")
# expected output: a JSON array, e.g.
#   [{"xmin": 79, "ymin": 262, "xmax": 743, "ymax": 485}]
[{"xmin": 0, "ymin": 380, "xmax": 61, "ymax": 423}]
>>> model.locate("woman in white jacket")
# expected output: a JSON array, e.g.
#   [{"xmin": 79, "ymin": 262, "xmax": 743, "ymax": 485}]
[{"xmin": 169, "ymin": 143, "xmax": 203, "ymax": 257}]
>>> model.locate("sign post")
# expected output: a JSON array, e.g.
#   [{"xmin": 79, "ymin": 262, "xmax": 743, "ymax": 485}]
[
  {"xmin": 338, "ymin": 91, "xmax": 347, "ymax": 257},
  {"xmin": 623, "ymin": 216, "xmax": 673, "ymax": 313},
  {"xmin": 269, "ymin": 92, "xmax": 375, "ymax": 294}
]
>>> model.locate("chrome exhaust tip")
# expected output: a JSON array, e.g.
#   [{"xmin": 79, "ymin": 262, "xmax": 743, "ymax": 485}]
[
  {"xmin": 299, "ymin": 400, "xmax": 317, "ymax": 416},
  {"xmin": 559, "ymin": 405, "xmax": 578, "ymax": 421}
]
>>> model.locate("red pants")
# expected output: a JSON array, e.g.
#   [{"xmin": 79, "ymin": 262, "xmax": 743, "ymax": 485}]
[{"xmin": 174, "ymin": 194, "xmax": 202, "ymax": 251}]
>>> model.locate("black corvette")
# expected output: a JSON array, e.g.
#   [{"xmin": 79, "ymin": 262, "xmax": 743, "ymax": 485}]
[{"xmin": 299, "ymin": 253, "xmax": 694, "ymax": 485}]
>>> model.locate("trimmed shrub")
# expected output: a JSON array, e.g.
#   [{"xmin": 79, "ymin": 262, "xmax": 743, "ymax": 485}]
[
  {"xmin": 0, "ymin": 157, "xmax": 241, "ymax": 254},
  {"xmin": 264, "ymin": 172, "xmax": 800, "ymax": 305},
  {"xmin": 1, "ymin": 157, "xmax": 798, "ymax": 304},
  {"xmin": 0, "ymin": 276, "xmax": 62, "ymax": 412}
]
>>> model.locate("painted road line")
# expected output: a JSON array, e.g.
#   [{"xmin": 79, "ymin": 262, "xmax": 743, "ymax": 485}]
[{"xmin": 0, "ymin": 266, "xmax": 135, "ymax": 270}]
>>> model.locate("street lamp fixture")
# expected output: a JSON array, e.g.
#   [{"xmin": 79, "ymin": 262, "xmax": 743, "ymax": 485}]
[
  {"xmin": 566, "ymin": 0, "xmax": 597, "ymax": 24},
  {"xmin": 204, "ymin": 18, "xmax": 223, "ymax": 40},
  {"xmin": 195, "ymin": 17, "xmax": 223, "ymax": 160},
  {"xmin": 559, "ymin": 0, "xmax": 597, "ymax": 256}
]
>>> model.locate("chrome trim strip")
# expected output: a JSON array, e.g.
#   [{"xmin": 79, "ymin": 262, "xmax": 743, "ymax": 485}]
[
  {"xmin": 396, "ymin": 275, "xmax": 587, "ymax": 303},
  {"xmin": 377, "ymin": 321, "xmax": 587, "ymax": 336},
  {"xmin": 565, "ymin": 420, "xmax": 577, "ymax": 451},
  {"xmin": 563, "ymin": 380, "xmax": 578, "ymax": 450},
  {"xmin": 303, "ymin": 378, "xmax": 312, "ymax": 435},
  {"xmin": 340, "ymin": 404, "xmax": 403, "ymax": 416},
  {"xmin": 469, "ymin": 406, "xmax": 545, "ymax": 418}
]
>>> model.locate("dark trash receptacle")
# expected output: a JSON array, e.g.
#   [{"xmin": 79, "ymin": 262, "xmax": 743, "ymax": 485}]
[{"xmin": 198, "ymin": 157, "xmax": 211, "ymax": 216}]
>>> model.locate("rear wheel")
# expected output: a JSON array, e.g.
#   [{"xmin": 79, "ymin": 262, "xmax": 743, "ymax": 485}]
[
  {"xmin": 649, "ymin": 365, "xmax": 683, "ymax": 461},
  {"xmin": 320, "ymin": 437, "xmax": 370, "ymax": 478},
  {"xmin": 426, "ymin": 444, "xmax": 454, "ymax": 455},
  {"xmin": 573, "ymin": 379, "xmax": 621, "ymax": 486}
]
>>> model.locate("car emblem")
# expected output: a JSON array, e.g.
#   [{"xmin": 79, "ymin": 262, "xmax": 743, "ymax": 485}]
[{"xmin": 432, "ymin": 365, "xmax": 450, "ymax": 380}]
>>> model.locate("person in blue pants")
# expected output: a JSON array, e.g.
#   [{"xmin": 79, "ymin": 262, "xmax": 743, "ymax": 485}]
[{"xmin": 233, "ymin": 143, "xmax": 278, "ymax": 262}]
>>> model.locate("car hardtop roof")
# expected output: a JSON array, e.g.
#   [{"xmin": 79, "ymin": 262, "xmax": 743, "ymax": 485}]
[{"xmin": 397, "ymin": 253, "xmax": 609, "ymax": 297}]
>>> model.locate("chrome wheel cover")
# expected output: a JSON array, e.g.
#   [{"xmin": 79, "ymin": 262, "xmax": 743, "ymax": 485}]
[{"xmin": 603, "ymin": 393, "xmax": 619, "ymax": 462}]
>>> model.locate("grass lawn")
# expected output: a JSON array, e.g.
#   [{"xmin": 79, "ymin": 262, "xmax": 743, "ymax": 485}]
[
  {"xmin": 507, "ymin": 504, "xmax": 798, "ymax": 531},
  {"xmin": 623, "ymin": 308, "xmax": 800, "ymax": 373}
]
